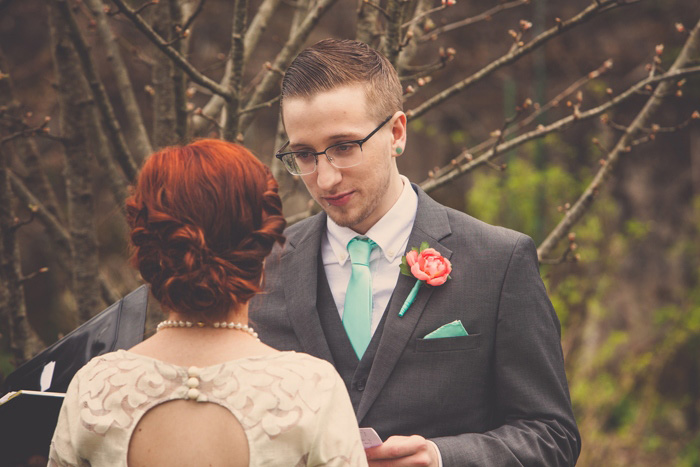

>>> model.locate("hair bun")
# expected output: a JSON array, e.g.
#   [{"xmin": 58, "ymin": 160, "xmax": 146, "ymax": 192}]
[{"xmin": 126, "ymin": 140, "xmax": 286, "ymax": 320}]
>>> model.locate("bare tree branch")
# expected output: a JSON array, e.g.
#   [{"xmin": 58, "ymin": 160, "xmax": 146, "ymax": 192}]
[
  {"xmin": 397, "ymin": 0, "xmax": 433, "ymax": 73},
  {"xmin": 537, "ymin": 18, "xmax": 700, "ymax": 260},
  {"xmin": 192, "ymin": 0, "xmax": 281, "ymax": 133},
  {"xmin": 0, "ymin": 145, "xmax": 32, "ymax": 364},
  {"xmin": 9, "ymin": 171, "xmax": 71, "ymax": 251},
  {"xmin": 449, "ymin": 58, "xmax": 614, "ymax": 168},
  {"xmin": 238, "ymin": 94, "xmax": 280, "ymax": 117},
  {"xmin": 0, "ymin": 50, "xmax": 64, "ymax": 225},
  {"xmin": 223, "ymin": 0, "xmax": 248, "ymax": 140},
  {"xmin": 418, "ymin": 0, "xmax": 530, "ymax": 43},
  {"xmin": 110, "ymin": 0, "xmax": 234, "ymax": 100},
  {"xmin": 269, "ymin": 0, "xmax": 310, "ymax": 181},
  {"xmin": 356, "ymin": 0, "xmax": 381, "ymax": 44},
  {"xmin": 84, "ymin": 0, "xmax": 152, "ymax": 162},
  {"xmin": 238, "ymin": 0, "xmax": 341, "ymax": 133},
  {"xmin": 180, "ymin": 0, "xmax": 206, "ymax": 33},
  {"xmin": 419, "ymin": 65, "xmax": 700, "ymax": 192},
  {"xmin": 170, "ymin": 0, "xmax": 189, "ymax": 141},
  {"xmin": 381, "ymin": 0, "xmax": 410, "ymax": 67},
  {"xmin": 407, "ymin": 0, "xmax": 632, "ymax": 121},
  {"xmin": 150, "ymin": 1, "xmax": 179, "ymax": 148}
]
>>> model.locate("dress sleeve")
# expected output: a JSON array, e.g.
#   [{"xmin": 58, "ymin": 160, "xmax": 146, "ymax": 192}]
[
  {"xmin": 48, "ymin": 371, "xmax": 82, "ymax": 467},
  {"xmin": 308, "ymin": 365, "xmax": 368, "ymax": 467}
]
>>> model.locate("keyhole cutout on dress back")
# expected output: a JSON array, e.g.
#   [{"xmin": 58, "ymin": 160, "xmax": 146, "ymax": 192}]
[{"xmin": 127, "ymin": 399, "xmax": 249, "ymax": 467}]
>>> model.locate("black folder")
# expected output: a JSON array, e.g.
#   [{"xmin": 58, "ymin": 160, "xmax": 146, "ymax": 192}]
[{"xmin": 0, "ymin": 285, "xmax": 149, "ymax": 466}]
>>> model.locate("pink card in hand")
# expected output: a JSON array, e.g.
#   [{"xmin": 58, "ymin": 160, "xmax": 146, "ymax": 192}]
[{"xmin": 359, "ymin": 427, "xmax": 383, "ymax": 448}]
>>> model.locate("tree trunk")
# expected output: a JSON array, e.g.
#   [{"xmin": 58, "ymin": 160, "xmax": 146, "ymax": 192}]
[
  {"xmin": 49, "ymin": 0, "xmax": 102, "ymax": 323},
  {"xmin": 151, "ymin": 2, "xmax": 179, "ymax": 149},
  {"xmin": 0, "ymin": 146, "xmax": 31, "ymax": 365}
]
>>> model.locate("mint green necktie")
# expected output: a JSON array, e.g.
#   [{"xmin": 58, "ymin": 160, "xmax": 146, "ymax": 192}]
[{"xmin": 343, "ymin": 237, "xmax": 377, "ymax": 359}]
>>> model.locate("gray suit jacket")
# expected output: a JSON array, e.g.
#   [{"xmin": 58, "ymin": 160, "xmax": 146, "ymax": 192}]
[{"xmin": 250, "ymin": 186, "xmax": 581, "ymax": 466}]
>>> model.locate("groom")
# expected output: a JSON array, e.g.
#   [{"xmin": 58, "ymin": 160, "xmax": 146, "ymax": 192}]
[{"xmin": 250, "ymin": 39, "xmax": 580, "ymax": 466}]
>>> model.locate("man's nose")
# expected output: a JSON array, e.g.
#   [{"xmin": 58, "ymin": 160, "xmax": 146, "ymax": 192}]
[{"xmin": 315, "ymin": 155, "xmax": 342, "ymax": 191}]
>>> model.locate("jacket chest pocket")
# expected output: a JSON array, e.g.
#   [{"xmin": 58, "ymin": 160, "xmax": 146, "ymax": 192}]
[{"xmin": 414, "ymin": 333, "xmax": 481, "ymax": 352}]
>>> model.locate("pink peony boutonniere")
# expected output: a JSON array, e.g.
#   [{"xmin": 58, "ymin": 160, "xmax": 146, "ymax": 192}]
[{"xmin": 398, "ymin": 242, "xmax": 452, "ymax": 317}]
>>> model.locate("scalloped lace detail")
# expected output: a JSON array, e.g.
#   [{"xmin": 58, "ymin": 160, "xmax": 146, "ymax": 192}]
[{"xmin": 49, "ymin": 350, "xmax": 366, "ymax": 466}]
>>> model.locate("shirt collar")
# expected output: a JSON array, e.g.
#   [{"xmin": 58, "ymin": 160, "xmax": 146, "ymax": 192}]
[{"xmin": 326, "ymin": 176, "xmax": 418, "ymax": 265}]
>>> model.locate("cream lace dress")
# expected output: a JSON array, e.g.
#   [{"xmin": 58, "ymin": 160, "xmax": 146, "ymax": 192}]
[{"xmin": 48, "ymin": 350, "xmax": 367, "ymax": 466}]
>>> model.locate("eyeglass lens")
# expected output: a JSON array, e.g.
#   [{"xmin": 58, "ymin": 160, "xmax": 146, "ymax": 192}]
[{"xmin": 282, "ymin": 142, "xmax": 363, "ymax": 175}]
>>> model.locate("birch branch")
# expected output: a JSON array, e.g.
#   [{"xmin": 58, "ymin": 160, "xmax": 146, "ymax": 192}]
[
  {"xmin": 84, "ymin": 0, "xmax": 152, "ymax": 162},
  {"xmin": 356, "ymin": 0, "xmax": 381, "ymax": 44},
  {"xmin": 537, "ymin": 18, "xmax": 700, "ymax": 260},
  {"xmin": 110, "ymin": 0, "xmax": 234, "ymax": 100},
  {"xmin": 419, "ymin": 65, "xmax": 700, "ymax": 192},
  {"xmin": 180, "ymin": 0, "xmax": 206, "ymax": 32},
  {"xmin": 150, "ymin": 2, "xmax": 179, "ymax": 148},
  {"xmin": 269, "ymin": 0, "xmax": 310, "ymax": 179},
  {"xmin": 397, "ymin": 0, "xmax": 433, "ymax": 73},
  {"xmin": 381, "ymin": 0, "xmax": 410, "ymax": 67},
  {"xmin": 407, "ymin": 0, "xmax": 632, "ymax": 121},
  {"xmin": 223, "ymin": 0, "xmax": 248, "ymax": 140},
  {"xmin": 170, "ymin": 0, "xmax": 189, "ymax": 141},
  {"xmin": 238, "ymin": 0, "xmax": 341, "ymax": 133},
  {"xmin": 192, "ymin": 0, "xmax": 281, "ymax": 133}
]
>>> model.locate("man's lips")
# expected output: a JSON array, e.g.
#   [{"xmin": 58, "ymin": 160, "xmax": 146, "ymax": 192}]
[{"xmin": 323, "ymin": 191, "xmax": 354, "ymax": 207}]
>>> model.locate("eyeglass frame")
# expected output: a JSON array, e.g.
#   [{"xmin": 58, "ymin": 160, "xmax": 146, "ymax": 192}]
[{"xmin": 275, "ymin": 115, "xmax": 393, "ymax": 175}]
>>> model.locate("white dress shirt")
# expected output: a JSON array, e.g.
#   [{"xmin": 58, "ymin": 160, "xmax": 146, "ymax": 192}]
[
  {"xmin": 322, "ymin": 178, "xmax": 444, "ymax": 466},
  {"xmin": 322, "ymin": 176, "xmax": 418, "ymax": 334}
]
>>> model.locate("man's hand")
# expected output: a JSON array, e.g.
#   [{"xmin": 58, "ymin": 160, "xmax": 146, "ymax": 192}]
[{"xmin": 365, "ymin": 435, "xmax": 439, "ymax": 467}]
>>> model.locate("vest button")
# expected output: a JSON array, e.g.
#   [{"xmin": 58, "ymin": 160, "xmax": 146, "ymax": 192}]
[{"xmin": 356, "ymin": 379, "xmax": 366, "ymax": 391}]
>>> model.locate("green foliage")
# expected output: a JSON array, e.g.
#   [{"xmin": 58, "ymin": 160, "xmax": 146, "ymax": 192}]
[
  {"xmin": 624, "ymin": 219, "xmax": 652, "ymax": 240},
  {"xmin": 678, "ymin": 433, "xmax": 700, "ymax": 467},
  {"xmin": 466, "ymin": 154, "xmax": 581, "ymax": 240},
  {"xmin": 0, "ymin": 349, "xmax": 14, "ymax": 383},
  {"xmin": 449, "ymin": 130, "xmax": 466, "ymax": 145},
  {"xmin": 587, "ymin": 79, "xmax": 611, "ymax": 99}
]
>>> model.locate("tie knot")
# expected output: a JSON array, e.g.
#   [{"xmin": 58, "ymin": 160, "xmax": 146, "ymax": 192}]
[{"xmin": 347, "ymin": 237, "xmax": 376, "ymax": 265}]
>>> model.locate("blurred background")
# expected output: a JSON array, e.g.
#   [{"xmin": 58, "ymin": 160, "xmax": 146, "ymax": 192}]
[{"xmin": 0, "ymin": 0, "xmax": 699, "ymax": 464}]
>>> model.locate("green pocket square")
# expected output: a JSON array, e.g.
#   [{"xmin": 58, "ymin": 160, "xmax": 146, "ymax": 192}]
[{"xmin": 424, "ymin": 320, "xmax": 469, "ymax": 339}]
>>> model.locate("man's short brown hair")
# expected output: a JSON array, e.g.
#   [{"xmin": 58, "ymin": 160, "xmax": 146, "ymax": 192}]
[{"xmin": 281, "ymin": 39, "xmax": 403, "ymax": 121}]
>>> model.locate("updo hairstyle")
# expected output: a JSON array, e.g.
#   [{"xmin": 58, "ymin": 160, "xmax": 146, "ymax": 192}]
[{"xmin": 125, "ymin": 139, "xmax": 286, "ymax": 321}]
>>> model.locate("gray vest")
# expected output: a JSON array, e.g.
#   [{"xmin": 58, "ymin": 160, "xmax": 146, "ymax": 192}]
[{"xmin": 316, "ymin": 261, "xmax": 389, "ymax": 412}]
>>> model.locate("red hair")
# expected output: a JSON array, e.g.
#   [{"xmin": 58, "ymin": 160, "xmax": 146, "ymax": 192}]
[{"xmin": 126, "ymin": 139, "xmax": 285, "ymax": 320}]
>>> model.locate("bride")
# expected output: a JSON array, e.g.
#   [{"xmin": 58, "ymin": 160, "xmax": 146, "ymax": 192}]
[{"xmin": 48, "ymin": 139, "xmax": 367, "ymax": 466}]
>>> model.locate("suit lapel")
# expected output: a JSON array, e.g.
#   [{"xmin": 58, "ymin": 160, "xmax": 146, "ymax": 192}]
[
  {"xmin": 357, "ymin": 187, "xmax": 453, "ymax": 422},
  {"xmin": 281, "ymin": 213, "xmax": 334, "ymax": 363}
]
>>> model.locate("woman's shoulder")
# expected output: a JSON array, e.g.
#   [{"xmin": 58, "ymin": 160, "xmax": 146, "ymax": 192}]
[
  {"xmin": 266, "ymin": 351, "xmax": 338, "ymax": 374},
  {"xmin": 232, "ymin": 352, "xmax": 342, "ymax": 390}
]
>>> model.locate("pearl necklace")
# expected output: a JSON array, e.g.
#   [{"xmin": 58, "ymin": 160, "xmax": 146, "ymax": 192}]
[{"xmin": 156, "ymin": 320, "xmax": 260, "ymax": 341}]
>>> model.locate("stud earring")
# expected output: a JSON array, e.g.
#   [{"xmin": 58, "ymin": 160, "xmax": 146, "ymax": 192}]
[{"xmin": 396, "ymin": 147, "xmax": 403, "ymax": 155}]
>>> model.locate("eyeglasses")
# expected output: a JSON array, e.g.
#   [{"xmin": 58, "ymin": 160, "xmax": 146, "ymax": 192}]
[{"xmin": 275, "ymin": 115, "xmax": 392, "ymax": 176}]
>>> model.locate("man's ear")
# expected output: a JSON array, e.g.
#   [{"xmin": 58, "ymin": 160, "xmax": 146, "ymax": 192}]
[{"xmin": 390, "ymin": 111, "xmax": 407, "ymax": 157}]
